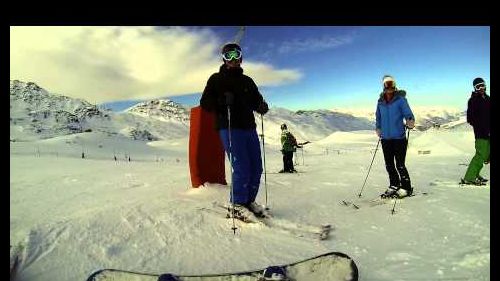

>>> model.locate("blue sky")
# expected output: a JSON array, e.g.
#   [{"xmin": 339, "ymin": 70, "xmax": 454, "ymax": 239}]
[
  {"xmin": 11, "ymin": 26, "xmax": 490, "ymax": 112},
  {"xmin": 169, "ymin": 26, "xmax": 490, "ymax": 112}
]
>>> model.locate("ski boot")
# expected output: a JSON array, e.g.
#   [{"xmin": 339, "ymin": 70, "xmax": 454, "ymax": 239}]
[
  {"xmin": 226, "ymin": 204, "xmax": 258, "ymax": 223},
  {"xmin": 477, "ymin": 175, "xmax": 488, "ymax": 183},
  {"xmin": 395, "ymin": 187, "xmax": 413, "ymax": 198},
  {"xmin": 460, "ymin": 178, "xmax": 486, "ymax": 186},
  {"xmin": 380, "ymin": 186, "xmax": 399, "ymax": 198},
  {"xmin": 247, "ymin": 202, "xmax": 270, "ymax": 218}
]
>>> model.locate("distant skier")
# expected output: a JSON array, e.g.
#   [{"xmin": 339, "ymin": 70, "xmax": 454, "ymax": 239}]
[
  {"xmin": 280, "ymin": 123, "xmax": 301, "ymax": 173},
  {"xmin": 200, "ymin": 42, "xmax": 269, "ymax": 218},
  {"xmin": 461, "ymin": 77, "xmax": 490, "ymax": 185},
  {"xmin": 376, "ymin": 75, "xmax": 415, "ymax": 198}
]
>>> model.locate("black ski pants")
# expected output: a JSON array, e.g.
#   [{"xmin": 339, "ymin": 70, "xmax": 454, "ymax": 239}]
[
  {"xmin": 381, "ymin": 138, "xmax": 411, "ymax": 190},
  {"xmin": 283, "ymin": 151, "xmax": 294, "ymax": 172}
]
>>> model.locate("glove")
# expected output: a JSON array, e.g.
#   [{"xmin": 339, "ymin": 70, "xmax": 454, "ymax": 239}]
[
  {"xmin": 256, "ymin": 101, "xmax": 269, "ymax": 115},
  {"xmin": 376, "ymin": 128, "xmax": 381, "ymax": 138},
  {"xmin": 406, "ymin": 119, "xmax": 415, "ymax": 129}
]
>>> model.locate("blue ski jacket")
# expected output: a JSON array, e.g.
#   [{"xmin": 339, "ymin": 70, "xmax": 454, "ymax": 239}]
[{"xmin": 375, "ymin": 90, "xmax": 415, "ymax": 140}]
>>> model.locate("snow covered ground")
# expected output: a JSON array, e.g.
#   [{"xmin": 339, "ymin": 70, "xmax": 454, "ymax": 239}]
[{"xmin": 10, "ymin": 126, "xmax": 489, "ymax": 281}]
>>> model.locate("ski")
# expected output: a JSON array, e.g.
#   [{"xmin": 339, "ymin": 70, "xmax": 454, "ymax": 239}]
[
  {"xmin": 202, "ymin": 202, "xmax": 332, "ymax": 241},
  {"xmin": 341, "ymin": 200, "xmax": 360, "ymax": 209},
  {"xmin": 214, "ymin": 202, "xmax": 269, "ymax": 223},
  {"xmin": 268, "ymin": 170, "xmax": 304, "ymax": 174},
  {"xmin": 430, "ymin": 179, "xmax": 489, "ymax": 189},
  {"xmin": 341, "ymin": 191, "xmax": 429, "ymax": 210}
]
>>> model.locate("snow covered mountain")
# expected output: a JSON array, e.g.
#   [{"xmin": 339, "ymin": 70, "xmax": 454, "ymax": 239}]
[
  {"xmin": 10, "ymin": 80, "xmax": 111, "ymax": 141},
  {"xmin": 10, "ymin": 80, "xmax": 467, "ymax": 145},
  {"xmin": 412, "ymin": 107, "xmax": 466, "ymax": 131},
  {"xmin": 10, "ymin": 80, "xmax": 190, "ymax": 142},
  {"xmin": 116, "ymin": 99, "xmax": 191, "ymax": 141},
  {"xmin": 125, "ymin": 99, "xmax": 190, "ymax": 123},
  {"xmin": 8, "ymin": 80, "xmax": 374, "ymax": 144},
  {"xmin": 259, "ymin": 107, "xmax": 374, "ymax": 144},
  {"xmin": 332, "ymin": 106, "xmax": 465, "ymax": 131}
]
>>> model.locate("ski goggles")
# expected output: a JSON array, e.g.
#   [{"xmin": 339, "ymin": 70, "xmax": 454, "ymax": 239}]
[
  {"xmin": 383, "ymin": 80, "xmax": 396, "ymax": 89},
  {"xmin": 474, "ymin": 82, "xmax": 486, "ymax": 91},
  {"xmin": 222, "ymin": 49, "xmax": 242, "ymax": 61}
]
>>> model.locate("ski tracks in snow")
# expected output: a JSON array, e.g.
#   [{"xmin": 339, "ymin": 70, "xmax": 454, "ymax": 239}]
[
  {"xmin": 119, "ymin": 203, "xmax": 204, "ymax": 260},
  {"xmin": 12, "ymin": 221, "xmax": 71, "ymax": 277}
]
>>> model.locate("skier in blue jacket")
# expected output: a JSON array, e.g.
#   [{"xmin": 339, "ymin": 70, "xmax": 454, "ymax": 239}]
[{"xmin": 376, "ymin": 75, "xmax": 415, "ymax": 198}]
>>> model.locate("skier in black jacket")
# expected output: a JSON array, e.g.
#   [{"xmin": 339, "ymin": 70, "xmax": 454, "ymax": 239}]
[
  {"xmin": 200, "ymin": 42, "xmax": 269, "ymax": 218},
  {"xmin": 462, "ymin": 77, "xmax": 490, "ymax": 185}
]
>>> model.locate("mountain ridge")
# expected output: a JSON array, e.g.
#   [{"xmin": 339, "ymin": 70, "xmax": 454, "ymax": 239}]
[{"xmin": 10, "ymin": 80, "xmax": 467, "ymax": 142}]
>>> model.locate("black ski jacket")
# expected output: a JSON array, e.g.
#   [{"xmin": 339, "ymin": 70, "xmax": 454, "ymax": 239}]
[
  {"xmin": 467, "ymin": 91, "xmax": 490, "ymax": 139},
  {"xmin": 200, "ymin": 64, "xmax": 265, "ymax": 130}
]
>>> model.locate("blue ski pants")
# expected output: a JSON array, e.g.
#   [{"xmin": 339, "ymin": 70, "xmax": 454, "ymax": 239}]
[{"xmin": 219, "ymin": 129, "xmax": 263, "ymax": 205}]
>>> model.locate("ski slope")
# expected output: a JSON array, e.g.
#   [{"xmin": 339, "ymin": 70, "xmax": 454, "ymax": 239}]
[{"xmin": 10, "ymin": 127, "xmax": 489, "ymax": 281}]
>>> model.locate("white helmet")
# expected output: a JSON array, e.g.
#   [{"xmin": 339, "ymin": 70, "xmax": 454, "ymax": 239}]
[{"xmin": 382, "ymin": 75, "xmax": 396, "ymax": 89}]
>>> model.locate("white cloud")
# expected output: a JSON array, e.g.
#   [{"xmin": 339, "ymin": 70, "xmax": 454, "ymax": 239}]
[
  {"xmin": 244, "ymin": 62, "xmax": 303, "ymax": 86},
  {"xmin": 278, "ymin": 34, "xmax": 354, "ymax": 54},
  {"xmin": 10, "ymin": 26, "xmax": 302, "ymax": 103}
]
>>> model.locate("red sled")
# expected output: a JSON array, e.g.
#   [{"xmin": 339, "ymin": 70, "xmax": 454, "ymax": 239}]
[{"xmin": 188, "ymin": 106, "xmax": 227, "ymax": 188}]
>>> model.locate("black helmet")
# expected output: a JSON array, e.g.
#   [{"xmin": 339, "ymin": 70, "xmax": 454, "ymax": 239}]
[
  {"xmin": 221, "ymin": 42, "xmax": 241, "ymax": 54},
  {"xmin": 473, "ymin": 77, "xmax": 484, "ymax": 86},
  {"xmin": 281, "ymin": 124, "xmax": 287, "ymax": 130},
  {"xmin": 473, "ymin": 77, "xmax": 487, "ymax": 91}
]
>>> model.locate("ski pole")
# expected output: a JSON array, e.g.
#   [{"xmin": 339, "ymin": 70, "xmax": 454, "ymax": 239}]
[
  {"xmin": 301, "ymin": 146, "xmax": 304, "ymax": 166},
  {"xmin": 260, "ymin": 114, "xmax": 268, "ymax": 209},
  {"xmin": 225, "ymin": 92, "xmax": 237, "ymax": 234},
  {"xmin": 357, "ymin": 138, "xmax": 381, "ymax": 197},
  {"xmin": 392, "ymin": 127, "xmax": 411, "ymax": 215}
]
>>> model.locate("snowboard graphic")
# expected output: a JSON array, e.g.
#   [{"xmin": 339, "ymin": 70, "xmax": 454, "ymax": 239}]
[{"xmin": 86, "ymin": 251, "xmax": 358, "ymax": 281}]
